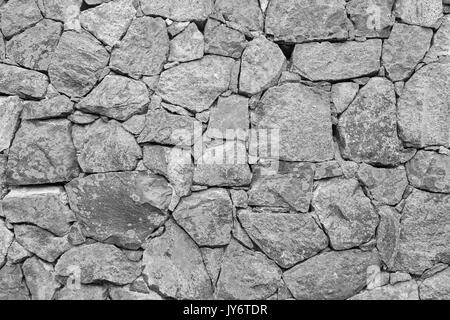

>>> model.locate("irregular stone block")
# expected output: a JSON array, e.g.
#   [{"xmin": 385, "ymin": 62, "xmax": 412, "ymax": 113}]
[
  {"xmin": 0, "ymin": 0, "xmax": 42, "ymax": 38},
  {"xmin": 22, "ymin": 256, "xmax": 59, "ymax": 300},
  {"xmin": 204, "ymin": 18, "xmax": 247, "ymax": 58},
  {"xmin": 215, "ymin": 0, "xmax": 263, "ymax": 31},
  {"xmin": 347, "ymin": 0, "xmax": 395, "ymax": 38},
  {"xmin": 349, "ymin": 280, "xmax": 419, "ymax": 300},
  {"xmin": 424, "ymin": 15, "xmax": 450, "ymax": 63},
  {"xmin": 55, "ymin": 285, "xmax": 107, "ymax": 300},
  {"xmin": 0, "ymin": 219, "xmax": 14, "ymax": 267},
  {"xmin": 0, "ymin": 64, "xmax": 49, "ymax": 99},
  {"xmin": 376, "ymin": 206, "xmax": 401, "ymax": 269},
  {"xmin": 0, "ymin": 96, "xmax": 23, "ymax": 152},
  {"xmin": 0, "ymin": 263, "xmax": 30, "ymax": 300},
  {"xmin": 140, "ymin": 0, "xmax": 213, "ymax": 21},
  {"xmin": 168, "ymin": 23, "xmax": 204, "ymax": 62},
  {"xmin": 419, "ymin": 268, "xmax": 450, "ymax": 300},
  {"xmin": 331, "ymin": 82, "xmax": 359, "ymax": 114},
  {"xmin": 394, "ymin": 0, "xmax": 443, "ymax": 27},
  {"xmin": 22, "ymin": 95, "xmax": 74, "ymax": 120}
]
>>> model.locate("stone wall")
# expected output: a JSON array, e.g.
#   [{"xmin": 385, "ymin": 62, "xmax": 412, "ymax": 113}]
[{"xmin": 0, "ymin": 0, "xmax": 449, "ymax": 300}]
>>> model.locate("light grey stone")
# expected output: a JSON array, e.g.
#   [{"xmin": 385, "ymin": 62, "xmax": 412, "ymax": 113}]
[
  {"xmin": 0, "ymin": 219, "xmax": 14, "ymax": 267},
  {"xmin": 204, "ymin": 18, "xmax": 247, "ymax": 58},
  {"xmin": 424, "ymin": 15, "xmax": 450, "ymax": 63},
  {"xmin": 0, "ymin": 64, "xmax": 49, "ymax": 99},
  {"xmin": 349, "ymin": 280, "xmax": 419, "ymax": 300},
  {"xmin": 6, "ymin": 240, "xmax": 31, "ymax": 264},
  {"xmin": 168, "ymin": 23, "xmax": 204, "ymax": 62},
  {"xmin": 314, "ymin": 161, "xmax": 343, "ymax": 180},
  {"xmin": 0, "ymin": 263, "xmax": 30, "ymax": 300},
  {"xmin": 0, "ymin": 0, "xmax": 43, "ymax": 38},
  {"xmin": 201, "ymin": 247, "xmax": 225, "ymax": 285},
  {"xmin": 40, "ymin": 0, "xmax": 82, "ymax": 29},
  {"xmin": 140, "ymin": 0, "xmax": 213, "ymax": 21},
  {"xmin": 109, "ymin": 285, "xmax": 163, "ymax": 300},
  {"xmin": 22, "ymin": 95, "xmax": 74, "ymax": 120},
  {"xmin": 376, "ymin": 206, "xmax": 401, "ymax": 269},
  {"xmin": 55, "ymin": 285, "xmax": 107, "ymax": 300},
  {"xmin": 22, "ymin": 256, "xmax": 60, "ymax": 300},
  {"xmin": 394, "ymin": 0, "xmax": 443, "ymax": 27},
  {"xmin": 0, "ymin": 96, "xmax": 23, "ymax": 152},
  {"xmin": 331, "ymin": 82, "xmax": 359, "ymax": 114},
  {"xmin": 419, "ymin": 268, "xmax": 450, "ymax": 300},
  {"xmin": 215, "ymin": 0, "xmax": 263, "ymax": 31},
  {"xmin": 347, "ymin": 0, "xmax": 395, "ymax": 38}
]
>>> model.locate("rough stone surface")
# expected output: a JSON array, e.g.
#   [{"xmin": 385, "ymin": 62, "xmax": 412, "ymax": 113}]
[
  {"xmin": 314, "ymin": 161, "xmax": 343, "ymax": 180},
  {"xmin": 349, "ymin": 280, "xmax": 419, "ymax": 300},
  {"xmin": 394, "ymin": 0, "xmax": 443, "ymax": 27},
  {"xmin": 55, "ymin": 285, "xmax": 107, "ymax": 300},
  {"xmin": 65, "ymin": 172, "xmax": 172, "ymax": 249},
  {"xmin": 419, "ymin": 268, "xmax": 450, "ymax": 300},
  {"xmin": 215, "ymin": 0, "xmax": 263, "ymax": 31},
  {"xmin": 424, "ymin": 15, "xmax": 450, "ymax": 63},
  {"xmin": 109, "ymin": 285, "xmax": 163, "ymax": 300},
  {"xmin": 0, "ymin": 263, "xmax": 30, "ymax": 300},
  {"xmin": 331, "ymin": 82, "xmax": 359, "ymax": 114},
  {"xmin": 201, "ymin": 247, "xmax": 225, "ymax": 285},
  {"xmin": 40, "ymin": 0, "xmax": 82, "ymax": 29},
  {"xmin": 0, "ymin": 64, "xmax": 49, "ymax": 99},
  {"xmin": 0, "ymin": 0, "xmax": 43, "ymax": 38},
  {"xmin": 406, "ymin": 150, "xmax": 449, "ymax": 193},
  {"xmin": 140, "ymin": 0, "xmax": 213, "ymax": 21},
  {"xmin": 376, "ymin": 206, "xmax": 401, "ymax": 269},
  {"xmin": 22, "ymin": 95, "xmax": 74, "ymax": 120},
  {"xmin": 204, "ymin": 18, "xmax": 246, "ymax": 58},
  {"xmin": 169, "ymin": 23, "xmax": 204, "ymax": 62},
  {"xmin": 6, "ymin": 240, "xmax": 31, "ymax": 264},
  {"xmin": 0, "ymin": 96, "xmax": 23, "ymax": 152},
  {"xmin": 22, "ymin": 256, "xmax": 60, "ymax": 300},
  {"xmin": 0, "ymin": 220, "xmax": 14, "ymax": 267}
]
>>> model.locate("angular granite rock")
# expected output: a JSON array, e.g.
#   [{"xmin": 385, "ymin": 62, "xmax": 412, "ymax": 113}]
[
  {"xmin": 2, "ymin": 186, "xmax": 76, "ymax": 236},
  {"xmin": 0, "ymin": 155, "xmax": 7, "ymax": 199},
  {"xmin": 109, "ymin": 285, "xmax": 163, "ymax": 300},
  {"xmin": 22, "ymin": 256, "xmax": 60, "ymax": 300},
  {"xmin": 55, "ymin": 243, "xmax": 141, "ymax": 285},
  {"xmin": 312, "ymin": 178, "xmax": 379, "ymax": 250},
  {"xmin": 238, "ymin": 210, "xmax": 328, "ymax": 268},
  {"xmin": 239, "ymin": 37, "xmax": 285, "ymax": 96},
  {"xmin": 168, "ymin": 23, "xmax": 204, "ymax": 62},
  {"xmin": 65, "ymin": 171, "xmax": 172, "ymax": 249},
  {"xmin": 376, "ymin": 206, "xmax": 401, "ymax": 269},
  {"xmin": 6, "ymin": 19, "xmax": 62, "ymax": 71},
  {"xmin": 331, "ymin": 82, "xmax": 359, "ymax": 114},
  {"xmin": 382, "ymin": 23, "xmax": 433, "ymax": 82},
  {"xmin": 394, "ymin": 0, "xmax": 443, "ymax": 28},
  {"xmin": 338, "ymin": 77, "xmax": 415, "ymax": 165},
  {"xmin": 394, "ymin": 189, "xmax": 450, "ymax": 274},
  {"xmin": 22, "ymin": 95, "xmax": 74, "ymax": 120},
  {"xmin": 157, "ymin": 55, "xmax": 235, "ymax": 113},
  {"xmin": 201, "ymin": 247, "xmax": 225, "ymax": 285},
  {"xmin": 284, "ymin": 249, "xmax": 380, "ymax": 300},
  {"xmin": 398, "ymin": 61, "xmax": 450, "ymax": 148},
  {"xmin": 143, "ymin": 145, "xmax": 193, "ymax": 197},
  {"xmin": 230, "ymin": 189, "xmax": 248, "ymax": 208},
  {"xmin": 0, "ymin": 220, "xmax": 14, "ymax": 267},
  {"xmin": 173, "ymin": 188, "xmax": 233, "ymax": 246},
  {"xmin": 204, "ymin": 18, "xmax": 247, "ymax": 58},
  {"xmin": 6, "ymin": 119, "xmax": 80, "ymax": 185},
  {"xmin": 424, "ymin": 15, "xmax": 450, "ymax": 63},
  {"xmin": 349, "ymin": 280, "xmax": 419, "ymax": 300},
  {"xmin": 265, "ymin": 0, "xmax": 350, "ymax": 43},
  {"xmin": 68, "ymin": 111, "xmax": 99, "ymax": 125},
  {"xmin": 110, "ymin": 17, "xmax": 169, "ymax": 78},
  {"xmin": 40, "ymin": 0, "xmax": 82, "ymax": 29},
  {"xmin": 357, "ymin": 164, "xmax": 409, "ymax": 205},
  {"xmin": 0, "ymin": 64, "xmax": 49, "ymax": 99},
  {"xmin": 6, "ymin": 240, "xmax": 31, "ymax": 264},
  {"xmin": 406, "ymin": 150, "xmax": 449, "ymax": 193},
  {"xmin": 419, "ymin": 268, "xmax": 450, "ymax": 300},
  {"xmin": 72, "ymin": 119, "xmax": 141, "ymax": 173},
  {"xmin": 292, "ymin": 40, "xmax": 382, "ymax": 81},
  {"xmin": 142, "ymin": 220, "xmax": 213, "ymax": 300},
  {"xmin": 347, "ymin": 0, "xmax": 395, "ymax": 38},
  {"xmin": 140, "ymin": 0, "xmax": 213, "ymax": 21},
  {"xmin": 215, "ymin": 0, "xmax": 263, "ymax": 31},
  {"xmin": 0, "ymin": 263, "xmax": 30, "ymax": 300},
  {"xmin": 248, "ymin": 162, "xmax": 314, "ymax": 213},
  {"xmin": 215, "ymin": 240, "xmax": 281, "ymax": 300},
  {"xmin": 49, "ymin": 31, "xmax": 109, "ymax": 98},
  {"xmin": 252, "ymin": 82, "xmax": 334, "ymax": 162},
  {"xmin": 80, "ymin": 0, "xmax": 136, "ymax": 47},
  {"xmin": 0, "ymin": 0, "xmax": 43, "ymax": 38},
  {"xmin": 55, "ymin": 285, "xmax": 107, "ymax": 300},
  {"xmin": 0, "ymin": 96, "xmax": 23, "ymax": 152}
]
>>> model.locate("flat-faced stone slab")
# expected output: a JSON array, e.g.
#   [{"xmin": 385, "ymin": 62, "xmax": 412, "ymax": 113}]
[
  {"xmin": 168, "ymin": 22, "xmax": 204, "ymax": 62},
  {"xmin": 424, "ymin": 15, "xmax": 450, "ymax": 63},
  {"xmin": 215, "ymin": 0, "xmax": 263, "ymax": 31},
  {"xmin": 397, "ymin": 61, "xmax": 450, "ymax": 148},
  {"xmin": 349, "ymin": 280, "xmax": 419, "ymax": 300},
  {"xmin": 265, "ymin": 0, "xmax": 350, "ymax": 43},
  {"xmin": 376, "ymin": 206, "xmax": 401, "ymax": 269},
  {"xmin": 0, "ymin": 0, "xmax": 43, "ymax": 38},
  {"xmin": 347, "ymin": 0, "xmax": 395, "ymax": 38},
  {"xmin": 406, "ymin": 151, "xmax": 450, "ymax": 193},
  {"xmin": 0, "ymin": 96, "xmax": 23, "ymax": 152},
  {"xmin": 284, "ymin": 250, "xmax": 380, "ymax": 300},
  {"xmin": 292, "ymin": 40, "xmax": 382, "ymax": 81},
  {"xmin": 252, "ymin": 82, "xmax": 334, "ymax": 162},
  {"xmin": 6, "ymin": 119, "xmax": 80, "ymax": 185},
  {"xmin": 394, "ymin": 0, "xmax": 443, "ymax": 27},
  {"xmin": 22, "ymin": 256, "xmax": 60, "ymax": 300},
  {"xmin": 419, "ymin": 268, "xmax": 450, "ymax": 300},
  {"xmin": 65, "ymin": 171, "xmax": 172, "ymax": 249},
  {"xmin": 140, "ymin": 0, "xmax": 213, "ymax": 21},
  {"xmin": 204, "ymin": 18, "xmax": 247, "ymax": 59},
  {"xmin": 0, "ymin": 64, "xmax": 49, "ymax": 99},
  {"xmin": 331, "ymin": 82, "xmax": 360, "ymax": 114}
]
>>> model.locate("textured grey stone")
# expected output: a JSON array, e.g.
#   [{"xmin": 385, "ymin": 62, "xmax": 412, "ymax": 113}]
[
  {"xmin": 424, "ymin": 15, "xmax": 450, "ymax": 63},
  {"xmin": 394, "ymin": 189, "xmax": 450, "ymax": 274},
  {"xmin": 142, "ymin": 220, "xmax": 213, "ymax": 300},
  {"xmin": 284, "ymin": 250, "xmax": 380, "ymax": 300},
  {"xmin": 6, "ymin": 119, "xmax": 80, "ymax": 185},
  {"xmin": 55, "ymin": 285, "xmax": 107, "ymax": 300},
  {"xmin": 22, "ymin": 95, "xmax": 74, "ymax": 120},
  {"xmin": 72, "ymin": 119, "xmax": 141, "ymax": 173},
  {"xmin": 376, "ymin": 206, "xmax": 401, "ymax": 269},
  {"xmin": 398, "ymin": 61, "xmax": 450, "ymax": 148},
  {"xmin": 382, "ymin": 23, "xmax": 433, "ymax": 82},
  {"xmin": 0, "ymin": 219, "xmax": 14, "ymax": 267},
  {"xmin": 292, "ymin": 40, "xmax": 382, "ymax": 81},
  {"xmin": 0, "ymin": 34, "xmax": 4, "ymax": 61},
  {"xmin": 6, "ymin": 19, "xmax": 62, "ymax": 71},
  {"xmin": 215, "ymin": 0, "xmax": 263, "ymax": 31},
  {"xmin": 48, "ymin": 31, "xmax": 109, "ymax": 98},
  {"xmin": 349, "ymin": 280, "xmax": 419, "ymax": 300},
  {"xmin": 230, "ymin": 189, "xmax": 248, "ymax": 208},
  {"xmin": 168, "ymin": 23, "xmax": 204, "ymax": 62},
  {"xmin": 109, "ymin": 285, "xmax": 163, "ymax": 300},
  {"xmin": 66, "ymin": 171, "xmax": 172, "ymax": 249},
  {"xmin": 419, "ymin": 268, "xmax": 450, "ymax": 300},
  {"xmin": 2, "ymin": 186, "xmax": 76, "ymax": 236},
  {"xmin": 314, "ymin": 161, "xmax": 343, "ymax": 180},
  {"xmin": 215, "ymin": 239, "xmax": 281, "ymax": 300},
  {"xmin": 0, "ymin": 0, "xmax": 43, "ymax": 38},
  {"xmin": 312, "ymin": 178, "xmax": 379, "ymax": 250},
  {"xmin": 248, "ymin": 162, "xmax": 314, "ymax": 213},
  {"xmin": 201, "ymin": 247, "xmax": 225, "ymax": 285},
  {"xmin": 331, "ymin": 82, "xmax": 359, "ymax": 114},
  {"xmin": 167, "ymin": 21, "xmax": 190, "ymax": 37},
  {"xmin": 122, "ymin": 114, "xmax": 146, "ymax": 135},
  {"xmin": 406, "ymin": 150, "xmax": 450, "ymax": 193},
  {"xmin": 6, "ymin": 240, "xmax": 31, "ymax": 264},
  {"xmin": 347, "ymin": 0, "xmax": 395, "ymax": 38},
  {"xmin": 40, "ymin": 0, "xmax": 82, "ymax": 29},
  {"xmin": 0, "ymin": 64, "xmax": 49, "ymax": 99},
  {"xmin": 239, "ymin": 37, "xmax": 286, "ymax": 96},
  {"xmin": 0, "ymin": 263, "xmax": 30, "ymax": 300},
  {"xmin": 140, "ymin": 0, "xmax": 213, "ymax": 21},
  {"xmin": 0, "ymin": 96, "xmax": 23, "ymax": 152},
  {"xmin": 265, "ymin": 0, "xmax": 350, "ymax": 43},
  {"xmin": 394, "ymin": 0, "xmax": 443, "ymax": 27},
  {"xmin": 22, "ymin": 256, "xmax": 60, "ymax": 300},
  {"xmin": 252, "ymin": 82, "xmax": 334, "ymax": 162},
  {"xmin": 110, "ymin": 17, "xmax": 169, "ymax": 78},
  {"xmin": 80, "ymin": 0, "xmax": 136, "ymax": 47},
  {"xmin": 338, "ymin": 77, "xmax": 415, "ymax": 166},
  {"xmin": 55, "ymin": 243, "xmax": 141, "ymax": 285},
  {"xmin": 0, "ymin": 155, "xmax": 6, "ymax": 199},
  {"xmin": 157, "ymin": 55, "xmax": 235, "ymax": 113},
  {"xmin": 68, "ymin": 111, "xmax": 99, "ymax": 125},
  {"xmin": 238, "ymin": 210, "xmax": 328, "ymax": 268},
  {"xmin": 390, "ymin": 272, "xmax": 412, "ymax": 284},
  {"xmin": 204, "ymin": 18, "xmax": 247, "ymax": 58},
  {"xmin": 173, "ymin": 188, "xmax": 233, "ymax": 246}
]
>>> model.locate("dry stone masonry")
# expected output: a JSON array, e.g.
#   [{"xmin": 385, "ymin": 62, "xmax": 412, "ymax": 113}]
[{"xmin": 0, "ymin": 0, "xmax": 449, "ymax": 301}]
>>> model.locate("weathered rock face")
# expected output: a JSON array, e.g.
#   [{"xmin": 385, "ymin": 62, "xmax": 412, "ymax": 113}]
[
  {"xmin": 48, "ymin": 31, "xmax": 109, "ymax": 98},
  {"xmin": 419, "ymin": 268, "xmax": 450, "ymax": 300},
  {"xmin": 0, "ymin": 64, "xmax": 49, "ymax": 99},
  {"xmin": 157, "ymin": 55, "xmax": 235, "ymax": 113},
  {"xmin": 284, "ymin": 250, "xmax": 380, "ymax": 300},
  {"xmin": 314, "ymin": 161, "xmax": 343, "ymax": 180},
  {"xmin": 397, "ymin": 61, "xmax": 450, "ymax": 148},
  {"xmin": 424, "ymin": 15, "xmax": 450, "ymax": 63},
  {"xmin": 394, "ymin": 189, "xmax": 450, "ymax": 274},
  {"xmin": 238, "ymin": 210, "xmax": 328, "ymax": 268},
  {"xmin": 173, "ymin": 188, "xmax": 233, "ymax": 246},
  {"xmin": 0, "ymin": 96, "xmax": 23, "ymax": 152},
  {"xmin": 0, "ymin": 220, "xmax": 14, "ymax": 267},
  {"xmin": 109, "ymin": 285, "xmax": 163, "ymax": 300},
  {"xmin": 204, "ymin": 18, "xmax": 247, "ymax": 58},
  {"xmin": 22, "ymin": 256, "xmax": 60, "ymax": 300},
  {"xmin": 248, "ymin": 162, "xmax": 315, "ymax": 213},
  {"xmin": 215, "ymin": 239, "xmax": 282, "ymax": 300},
  {"xmin": 142, "ymin": 220, "xmax": 213, "ymax": 300},
  {"xmin": 22, "ymin": 95, "xmax": 74, "ymax": 120},
  {"xmin": 239, "ymin": 37, "xmax": 286, "ymax": 96},
  {"xmin": 349, "ymin": 280, "xmax": 419, "ymax": 300},
  {"xmin": 0, "ymin": 263, "xmax": 30, "ymax": 300},
  {"xmin": 201, "ymin": 247, "xmax": 225, "ymax": 285},
  {"xmin": 72, "ymin": 120, "xmax": 141, "ymax": 173},
  {"xmin": 55, "ymin": 243, "xmax": 141, "ymax": 285},
  {"xmin": 140, "ymin": 0, "xmax": 213, "ymax": 21},
  {"xmin": 406, "ymin": 151, "xmax": 449, "ymax": 193},
  {"xmin": 382, "ymin": 23, "xmax": 433, "ymax": 82},
  {"xmin": 0, "ymin": 0, "xmax": 43, "ymax": 38},
  {"xmin": 394, "ymin": 0, "xmax": 443, "ymax": 28},
  {"xmin": 6, "ymin": 19, "xmax": 62, "ymax": 71},
  {"xmin": 168, "ymin": 23, "xmax": 204, "ymax": 62},
  {"xmin": 55, "ymin": 285, "xmax": 107, "ymax": 300},
  {"xmin": 110, "ymin": 17, "xmax": 169, "ymax": 78},
  {"xmin": 0, "ymin": 155, "xmax": 6, "ymax": 199},
  {"xmin": 252, "ymin": 82, "xmax": 334, "ymax": 162},
  {"xmin": 331, "ymin": 82, "xmax": 359, "ymax": 114},
  {"xmin": 292, "ymin": 40, "xmax": 382, "ymax": 81},
  {"xmin": 40, "ymin": 0, "xmax": 82, "ymax": 29},
  {"xmin": 65, "ymin": 172, "xmax": 172, "ymax": 249},
  {"xmin": 6, "ymin": 119, "xmax": 80, "ymax": 185},
  {"xmin": 215, "ymin": 0, "xmax": 263, "ymax": 31},
  {"xmin": 265, "ymin": 0, "xmax": 350, "ymax": 43},
  {"xmin": 312, "ymin": 178, "xmax": 379, "ymax": 250},
  {"xmin": 376, "ymin": 206, "xmax": 401, "ymax": 269},
  {"xmin": 338, "ymin": 77, "xmax": 415, "ymax": 166}
]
